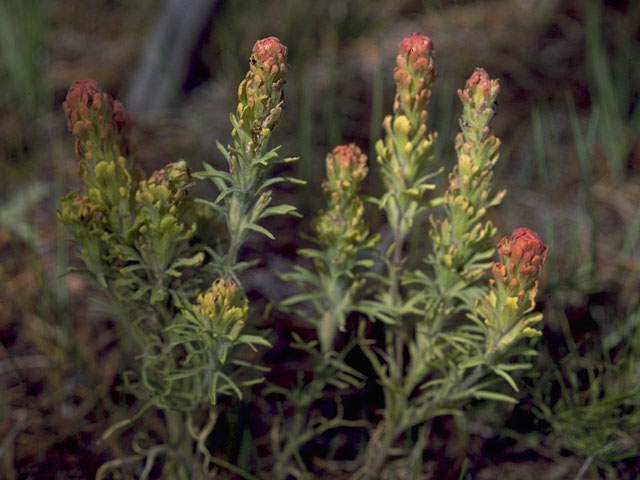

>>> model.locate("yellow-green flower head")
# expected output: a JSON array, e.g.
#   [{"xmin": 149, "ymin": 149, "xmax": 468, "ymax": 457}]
[
  {"xmin": 59, "ymin": 190, "xmax": 101, "ymax": 225},
  {"xmin": 136, "ymin": 161, "xmax": 193, "ymax": 206},
  {"xmin": 194, "ymin": 279, "xmax": 248, "ymax": 338}
]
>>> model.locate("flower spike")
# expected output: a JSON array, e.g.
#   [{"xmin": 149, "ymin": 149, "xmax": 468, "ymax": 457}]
[
  {"xmin": 63, "ymin": 79, "xmax": 131, "ymax": 159},
  {"xmin": 480, "ymin": 227, "xmax": 549, "ymax": 352}
]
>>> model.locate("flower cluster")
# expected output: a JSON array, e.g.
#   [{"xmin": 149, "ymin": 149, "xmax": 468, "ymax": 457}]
[
  {"xmin": 393, "ymin": 33, "xmax": 436, "ymax": 116},
  {"xmin": 63, "ymin": 79, "xmax": 131, "ymax": 161},
  {"xmin": 311, "ymin": 144, "xmax": 376, "ymax": 350},
  {"xmin": 315, "ymin": 144, "xmax": 376, "ymax": 265},
  {"xmin": 430, "ymin": 68, "xmax": 505, "ymax": 290},
  {"xmin": 452, "ymin": 68, "xmax": 501, "ymax": 205},
  {"xmin": 376, "ymin": 33, "xmax": 438, "ymax": 240},
  {"xmin": 196, "ymin": 35, "xmax": 297, "ymax": 277},
  {"xmin": 62, "ymin": 81, "xmax": 137, "ymax": 231},
  {"xmin": 60, "ymin": 80, "xmax": 204, "ymax": 307},
  {"xmin": 191, "ymin": 279, "xmax": 248, "ymax": 350},
  {"xmin": 135, "ymin": 161, "xmax": 200, "ymax": 290},
  {"xmin": 137, "ymin": 161, "xmax": 193, "ymax": 206},
  {"xmin": 480, "ymin": 227, "xmax": 548, "ymax": 352},
  {"xmin": 284, "ymin": 144, "xmax": 377, "ymax": 352},
  {"xmin": 492, "ymin": 227, "xmax": 548, "ymax": 299},
  {"xmin": 236, "ymin": 36, "xmax": 288, "ymax": 154},
  {"xmin": 324, "ymin": 144, "xmax": 368, "ymax": 198}
]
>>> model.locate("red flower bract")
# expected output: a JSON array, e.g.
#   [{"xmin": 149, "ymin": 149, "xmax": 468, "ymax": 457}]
[
  {"xmin": 397, "ymin": 33, "xmax": 433, "ymax": 69},
  {"xmin": 394, "ymin": 33, "xmax": 435, "ymax": 85},
  {"xmin": 252, "ymin": 36, "xmax": 288, "ymax": 78},
  {"xmin": 458, "ymin": 68, "xmax": 500, "ymax": 107},
  {"xmin": 62, "ymin": 79, "xmax": 131, "ymax": 157},
  {"xmin": 498, "ymin": 227, "xmax": 548, "ymax": 279},
  {"xmin": 63, "ymin": 79, "xmax": 100, "ymax": 131},
  {"xmin": 324, "ymin": 144, "xmax": 368, "ymax": 195},
  {"xmin": 466, "ymin": 68, "xmax": 491, "ymax": 96},
  {"xmin": 392, "ymin": 33, "xmax": 436, "ymax": 109},
  {"xmin": 332, "ymin": 145, "xmax": 367, "ymax": 175}
]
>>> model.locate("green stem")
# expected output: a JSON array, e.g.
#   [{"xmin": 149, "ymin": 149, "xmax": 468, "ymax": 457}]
[
  {"xmin": 366, "ymin": 209, "xmax": 407, "ymax": 480},
  {"xmin": 210, "ymin": 456, "xmax": 260, "ymax": 480},
  {"xmin": 223, "ymin": 194, "xmax": 246, "ymax": 278},
  {"xmin": 390, "ymin": 210, "xmax": 406, "ymax": 381},
  {"xmin": 362, "ymin": 418, "xmax": 399, "ymax": 480},
  {"xmin": 274, "ymin": 406, "xmax": 308, "ymax": 479},
  {"xmin": 363, "ymin": 361, "xmax": 489, "ymax": 479},
  {"xmin": 166, "ymin": 410, "xmax": 193, "ymax": 478}
]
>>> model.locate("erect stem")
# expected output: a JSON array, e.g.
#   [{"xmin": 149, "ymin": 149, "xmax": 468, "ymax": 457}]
[
  {"xmin": 273, "ymin": 406, "xmax": 308, "ymax": 480},
  {"xmin": 389, "ymin": 209, "xmax": 406, "ymax": 382},
  {"xmin": 362, "ymin": 210, "xmax": 406, "ymax": 480},
  {"xmin": 222, "ymin": 193, "xmax": 247, "ymax": 278},
  {"xmin": 165, "ymin": 409, "xmax": 193, "ymax": 479}
]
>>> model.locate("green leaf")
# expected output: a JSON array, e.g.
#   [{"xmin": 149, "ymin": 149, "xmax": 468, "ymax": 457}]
[
  {"xmin": 472, "ymin": 390, "xmax": 518, "ymax": 404},
  {"xmin": 150, "ymin": 285, "xmax": 166, "ymax": 304},
  {"xmin": 354, "ymin": 258, "xmax": 374, "ymax": 268},
  {"xmin": 215, "ymin": 140, "xmax": 233, "ymax": 164},
  {"xmin": 194, "ymin": 198, "xmax": 226, "ymax": 216},
  {"xmin": 218, "ymin": 371, "xmax": 243, "ymax": 400},
  {"xmin": 259, "ymin": 203, "xmax": 297, "ymax": 218},
  {"xmin": 297, "ymin": 248, "xmax": 327, "ymax": 263},
  {"xmin": 237, "ymin": 334, "xmax": 272, "ymax": 349},
  {"xmin": 279, "ymin": 292, "xmax": 320, "ymax": 307},
  {"xmin": 101, "ymin": 402, "xmax": 154, "ymax": 440},
  {"xmin": 231, "ymin": 359, "xmax": 270, "ymax": 373},
  {"xmin": 169, "ymin": 251, "xmax": 205, "ymax": 271},
  {"xmin": 239, "ymin": 376, "xmax": 266, "ymax": 388},
  {"xmin": 496, "ymin": 362, "xmax": 533, "ymax": 371},
  {"xmin": 490, "ymin": 366, "xmax": 519, "ymax": 392},
  {"xmin": 194, "ymin": 163, "xmax": 232, "ymax": 183},
  {"xmin": 217, "ymin": 341, "xmax": 229, "ymax": 363},
  {"xmin": 214, "ymin": 186, "xmax": 240, "ymax": 205},
  {"xmin": 357, "ymin": 299, "xmax": 397, "ymax": 324},
  {"xmin": 232, "ymin": 259, "xmax": 261, "ymax": 273},
  {"xmin": 328, "ymin": 358, "xmax": 367, "ymax": 381},
  {"xmin": 131, "ymin": 285, "xmax": 151, "ymax": 301},
  {"xmin": 246, "ymin": 223, "xmax": 274, "ymax": 240},
  {"xmin": 164, "ymin": 367, "xmax": 201, "ymax": 382}
]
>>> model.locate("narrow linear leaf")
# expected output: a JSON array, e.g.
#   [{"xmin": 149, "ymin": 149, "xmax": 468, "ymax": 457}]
[
  {"xmin": 246, "ymin": 223, "xmax": 275, "ymax": 240},
  {"xmin": 472, "ymin": 390, "xmax": 518, "ymax": 404}
]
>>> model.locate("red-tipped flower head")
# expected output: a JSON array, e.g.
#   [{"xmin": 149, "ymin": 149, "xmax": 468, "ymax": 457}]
[
  {"xmin": 458, "ymin": 67, "xmax": 500, "ymax": 108},
  {"xmin": 331, "ymin": 144, "xmax": 368, "ymax": 181},
  {"xmin": 394, "ymin": 33, "xmax": 436, "ymax": 89},
  {"xmin": 251, "ymin": 36, "xmax": 288, "ymax": 81},
  {"xmin": 325, "ymin": 144, "xmax": 368, "ymax": 195},
  {"xmin": 493, "ymin": 227, "xmax": 548, "ymax": 291},
  {"xmin": 392, "ymin": 33, "xmax": 436, "ymax": 115},
  {"xmin": 63, "ymin": 79, "xmax": 131, "ymax": 157},
  {"xmin": 63, "ymin": 79, "xmax": 100, "ymax": 131}
]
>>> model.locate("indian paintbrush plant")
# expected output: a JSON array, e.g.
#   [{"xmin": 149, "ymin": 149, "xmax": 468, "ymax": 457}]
[
  {"xmin": 59, "ymin": 32, "xmax": 548, "ymax": 479},
  {"xmin": 354, "ymin": 36, "xmax": 548, "ymax": 479},
  {"xmin": 275, "ymin": 34, "xmax": 548, "ymax": 479},
  {"xmin": 274, "ymin": 144, "xmax": 377, "ymax": 478},
  {"xmin": 60, "ymin": 37, "xmax": 296, "ymax": 479}
]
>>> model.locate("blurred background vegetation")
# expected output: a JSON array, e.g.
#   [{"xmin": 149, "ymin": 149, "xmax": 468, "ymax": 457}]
[{"xmin": 1, "ymin": 0, "xmax": 639, "ymax": 478}]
